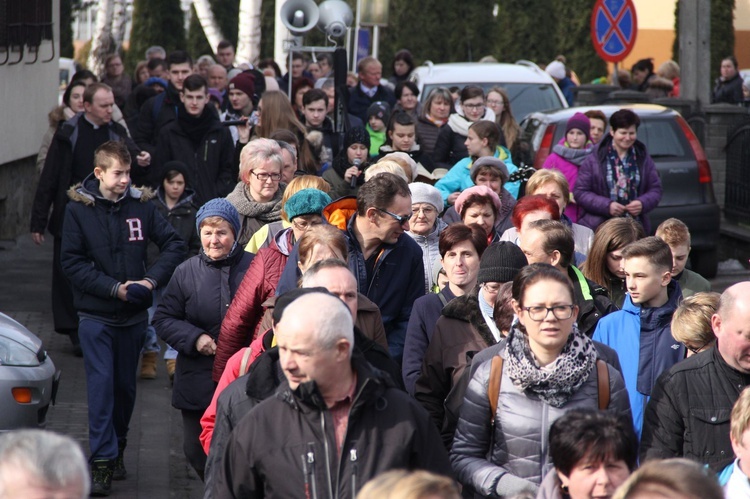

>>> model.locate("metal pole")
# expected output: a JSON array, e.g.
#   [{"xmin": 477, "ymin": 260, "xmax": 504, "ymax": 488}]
[
  {"xmin": 352, "ymin": 0, "xmax": 362, "ymax": 71},
  {"xmin": 289, "ymin": 48, "xmax": 294, "ymax": 97},
  {"xmin": 613, "ymin": 62, "xmax": 619, "ymax": 88},
  {"xmin": 372, "ymin": 26, "xmax": 379, "ymax": 60}
]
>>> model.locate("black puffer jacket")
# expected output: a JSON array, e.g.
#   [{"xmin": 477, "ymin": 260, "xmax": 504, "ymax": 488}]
[
  {"xmin": 146, "ymin": 186, "xmax": 201, "ymax": 267},
  {"xmin": 641, "ymin": 346, "xmax": 750, "ymax": 471},
  {"xmin": 153, "ymin": 245, "xmax": 252, "ymax": 411},
  {"xmin": 212, "ymin": 353, "xmax": 452, "ymax": 499}
]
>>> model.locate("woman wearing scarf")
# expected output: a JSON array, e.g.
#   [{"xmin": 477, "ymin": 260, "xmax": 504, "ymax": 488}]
[
  {"xmin": 450, "ymin": 264, "xmax": 630, "ymax": 498},
  {"xmin": 574, "ymin": 109, "xmax": 662, "ymax": 234},
  {"xmin": 153, "ymin": 74, "xmax": 237, "ymax": 207},
  {"xmin": 226, "ymin": 138, "xmax": 285, "ymax": 247},
  {"xmin": 542, "ymin": 112, "xmax": 594, "ymax": 223}
]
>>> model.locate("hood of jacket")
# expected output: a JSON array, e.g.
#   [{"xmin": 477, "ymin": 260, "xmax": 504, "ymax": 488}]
[
  {"xmin": 323, "ymin": 196, "xmax": 358, "ymax": 230},
  {"xmin": 271, "ymin": 226, "xmax": 295, "ymax": 256},
  {"xmin": 441, "ymin": 291, "xmax": 497, "ymax": 348},
  {"xmin": 155, "ymin": 185, "xmax": 196, "ymax": 212},
  {"xmin": 245, "ymin": 347, "xmax": 285, "ymax": 401},
  {"xmin": 67, "ymin": 172, "xmax": 154, "ymax": 206}
]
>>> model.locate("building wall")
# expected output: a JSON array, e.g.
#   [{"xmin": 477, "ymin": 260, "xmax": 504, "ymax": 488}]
[{"xmin": 0, "ymin": 0, "xmax": 59, "ymax": 239}]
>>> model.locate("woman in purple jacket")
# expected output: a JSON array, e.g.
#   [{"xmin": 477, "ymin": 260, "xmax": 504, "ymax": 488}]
[
  {"xmin": 542, "ymin": 112, "xmax": 594, "ymax": 223},
  {"xmin": 573, "ymin": 109, "xmax": 662, "ymax": 234}
]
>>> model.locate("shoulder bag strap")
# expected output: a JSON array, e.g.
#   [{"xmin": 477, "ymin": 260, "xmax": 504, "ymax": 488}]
[{"xmin": 596, "ymin": 359, "xmax": 610, "ymax": 410}]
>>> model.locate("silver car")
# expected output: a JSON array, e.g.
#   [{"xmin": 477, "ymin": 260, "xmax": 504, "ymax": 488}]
[{"xmin": 0, "ymin": 313, "xmax": 59, "ymax": 430}]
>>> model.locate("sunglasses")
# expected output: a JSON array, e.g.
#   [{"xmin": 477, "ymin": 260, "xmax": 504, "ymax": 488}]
[{"xmin": 376, "ymin": 207, "xmax": 411, "ymax": 226}]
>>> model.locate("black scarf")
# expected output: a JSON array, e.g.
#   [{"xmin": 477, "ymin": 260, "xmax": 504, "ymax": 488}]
[
  {"xmin": 178, "ymin": 103, "xmax": 217, "ymax": 144},
  {"xmin": 331, "ymin": 151, "xmax": 366, "ymax": 186}
]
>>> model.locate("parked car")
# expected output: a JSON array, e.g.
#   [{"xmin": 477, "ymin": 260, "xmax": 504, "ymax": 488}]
[
  {"xmin": 0, "ymin": 313, "xmax": 59, "ymax": 431},
  {"xmin": 519, "ymin": 104, "xmax": 721, "ymax": 278},
  {"xmin": 409, "ymin": 61, "xmax": 568, "ymax": 122}
]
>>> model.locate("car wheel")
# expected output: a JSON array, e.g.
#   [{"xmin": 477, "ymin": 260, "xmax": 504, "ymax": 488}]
[{"xmin": 690, "ymin": 248, "xmax": 718, "ymax": 279}]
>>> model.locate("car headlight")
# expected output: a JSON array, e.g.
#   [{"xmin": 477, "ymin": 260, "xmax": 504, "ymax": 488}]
[{"xmin": 0, "ymin": 337, "xmax": 41, "ymax": 367}]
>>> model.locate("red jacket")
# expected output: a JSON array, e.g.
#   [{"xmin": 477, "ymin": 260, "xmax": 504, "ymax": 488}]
[{"xmin": 212, "ymin": 231, "xmax": 292, "ymax": 382}]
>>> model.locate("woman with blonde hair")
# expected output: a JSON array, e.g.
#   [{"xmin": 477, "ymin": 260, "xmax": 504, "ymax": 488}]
[
  {"xmin": 670, "ymin": 291, "xmax": 719, "ymax": 356},
  {"xmin": 357, "ymin": 470, "xmax": 460, "ymax": 499},
  {"xmin": 611, "ymin": 458, "xmax": 723, "ymax": 499},
  {"xmin": 416, "ymin": 87, "xmax": 453, "ymax": 158},
  {"xmin": 487, "ymin": 86, "xmax": 522, "ymax": 160},
  {"xmin": 254, "ymin": 90, "xmax": 318, "ymax": 174}
]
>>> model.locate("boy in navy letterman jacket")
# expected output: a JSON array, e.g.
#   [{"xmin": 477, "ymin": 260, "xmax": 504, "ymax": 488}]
[{"xmin": 60, "ymin": 141, "xmax": 184, "ymax": 495}]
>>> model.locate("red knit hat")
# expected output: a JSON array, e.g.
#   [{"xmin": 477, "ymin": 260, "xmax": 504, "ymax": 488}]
[{"xmin": 228, "ymin": 72, "xmax": 256, "ymax": 100}]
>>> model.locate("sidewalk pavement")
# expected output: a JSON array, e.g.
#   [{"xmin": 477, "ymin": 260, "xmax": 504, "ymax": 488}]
[{"xmin": 0, "ymin": 234, "xmax": 203, "ymax": 498}]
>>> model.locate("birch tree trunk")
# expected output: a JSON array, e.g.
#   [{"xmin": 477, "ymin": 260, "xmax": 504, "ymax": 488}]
[
  {"xmin": 111, "ymin": 0, "xmax": 129, "ymax": 51},
  {"xmin": 237, "ymin": 0, "xmax": 263, "ymax": 64},
  {"xmin": 87, "ymin": 0, "xmax": 115, "ymax": 76},
  {"xmin": 192, "ymin": 0, "xmax": 225, "ymax": 53}
]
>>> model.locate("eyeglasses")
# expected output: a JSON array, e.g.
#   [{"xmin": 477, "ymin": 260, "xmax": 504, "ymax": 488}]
[
  {"xmin": 292, "ymin": 218, "xmax": 322, "ymax": 231},
  {"xmin": 684, "ymin": 341, "xmax": 709, "ymax": 355},
  {"xmin": 487, "ymin": 99, "xmax": 505, "ymax": 106},
  {"xmin": 250, "ymin": 171, "xmax": 281, "ymax": 182},
  {"xmin": 376, "ymin": 207, "xmax": 411, "ymax": 226},
  {"xmin": 522, "ymin": 305, "xmax": 576, "ymax": 321},
  {"xmin": 412, "ymin": 206, "xmax": 436, "ymax": 216},
  {"xmin": 462, "ymin": 103, "xmax": 485, "ymax": 110}
]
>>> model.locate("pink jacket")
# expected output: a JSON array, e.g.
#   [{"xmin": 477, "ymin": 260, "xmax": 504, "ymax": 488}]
[{"xmin": 542, "ymin": 139, "xmax": 593, "ymax": 223}]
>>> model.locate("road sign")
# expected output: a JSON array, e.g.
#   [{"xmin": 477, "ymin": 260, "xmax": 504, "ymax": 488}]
[{"xmin": 590, "ymin": 0, "xmax": 638, "ymax": 63}]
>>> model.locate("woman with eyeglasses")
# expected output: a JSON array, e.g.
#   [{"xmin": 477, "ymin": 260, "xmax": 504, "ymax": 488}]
[
  {"xmin": 432, "ymin": 86, "xmax": 504, "ymax": 170},
  {"xmin": 406, "ymin": 183, "xmax": 449, "ymax": 294},
  {"xmin": 450, "ymin": 264, "xmax": 630, "ymax": 498},
  {"xmin": 213, "ymin": 187, "xmax": 332, "ymax": 379},
  {"xmin": 226, "ymin": 138, "xmax": 286, "ymax": 247},
  {"xmin": 486, "ymin": 86, "xmax": 522, "ymax": 162}
]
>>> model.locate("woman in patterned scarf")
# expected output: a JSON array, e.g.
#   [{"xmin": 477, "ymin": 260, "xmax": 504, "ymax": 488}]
[
  {"xmin": 573, "ymin": 109, "xmax": 662, "ymax": 234},
  {"xmin": 450, "ymin": 264, "xmax": 632, "ymax": 498}
]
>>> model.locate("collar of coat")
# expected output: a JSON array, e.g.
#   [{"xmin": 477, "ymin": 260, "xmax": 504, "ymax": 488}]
[{"xmin": 440, "ymin": 290, "xmax": 497, "ymax": 348}]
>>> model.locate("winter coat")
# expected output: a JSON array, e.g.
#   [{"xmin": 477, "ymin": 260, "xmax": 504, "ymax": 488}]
[
  {"xmin": 573, "ymin": 135, "xmax": 663, "ymax": 234},
  {"xmin": 212, "ymin": 352, "xmax": 452, "ymax": 499},
  {"xmin": 322, "ymin": 156, "xmax": 364, "ymax": 201},
  {"xmin": 442, "ymin": 189, "xmax": 516, "ymax": 236},
  {"xmin": 568, "ymin": 265, "xmax": 616, "ymax": 338},
  {"xmin": 712, "ymin": 73, "xmax": 744, "ymax": 105},
  {"xmin": 133, "ymin": 84, "xmax": 182, "ymax": 155},
  {"xmin": 592, "ymin": 280, "xmax": 684, "ymax": 437},
  {"xmin": 643, "ymin": 75, "xmax": 674, "ymax": 99},
  {"xmin": 434, "ymin": 146, "xmax": 519, "ymax": 208},
  {"xmin": 677, "ymin": 268, "xmax": 711, "ymax": 299},
  {"xmin": 203, "ymin": 327, "xmax": 404, "ymax": 497},
  {"xmin": 556, "ymin": 77, "xmax": 577, "ymax": 107},
  {"xmin": 146, "ymin": 186, "xmax": 201, "ymax": 267},
  {"xmin": 432, "ymin": 110, "xmax": 500, "ymax": 169},
  {"xmin": 153, "ymin": 245, "xmax": 252, "ymax": 411},
  {"xmin": 37, "ymin": 105, "xmax": 74, "ymax": 172},
  {"xmin": 225, "ymin": 181, "xmax": 284, "ymax": 248},
  {"xmin": 640, "ymin": 346, "xmax": 750, "ymax": 472},
  {"xmin": 415, "ymin": 115, "xmax": 446, "ymax": 159},
  {"xmin": 60, "ymin": 174, "xmax": 184, "ymax": 323},
  {"xmin": 378, "ymin": 143, "xmax": 436, "ymax": 173},
  {"xmin": 450, "ymin": 338, "xmax": 630, "ymax": 496},
  {"xmin": 402, "ymin": 286, "xmax": 458, "ymax": 395},
  {"xmin": 415, "ymin": 292, "xmax": 499, "ymax": 447},
  {"xmin": 212, "ymin": 229, "xmax": 293, "ymax": 382},
  {"xmin": 31, "ymin": 113, "xmax": 144, "ymax": 238},
  {"xmin": 542, "ymin": 138, "xmax": 594, "ymax": 223},
  {"xmin": 348, "ymin": 84, "xmax": 397, "ymax": 124},
  {"xmin": 499, "ymin": 220, "xmax": 594, "ymax": 262},
  {"xmin": 153, "ymin": 118, "xmax": 238, "ymax": 207},
  {"xmin": 406, "ymin": 218, "xmax": 448, "ymax": 294}
]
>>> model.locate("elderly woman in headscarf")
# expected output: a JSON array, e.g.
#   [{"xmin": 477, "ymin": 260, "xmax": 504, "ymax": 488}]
[
  {"xmin": 153, "ymin": 198, "xmax": 253, "ymax": 481},
  {"xmin": 406, "ymin": 183, "xmax": 448, "ymax": 294}
]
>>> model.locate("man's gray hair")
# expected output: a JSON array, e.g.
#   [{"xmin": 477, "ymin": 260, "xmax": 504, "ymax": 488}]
[
  {"xmin": 276, "ymin": 140, "xmax": 298, "ymax": 162},
  {"xmin": 281, "ymin": 292, "xmax": 353, "ymax": 355},
  {"xmin": 0, "ymin": 430, "xmax": 90, "ymax": 497},
  {"xmin": 300, "ymin": 259, "xmax": 350, "ymax": 288},
  {"xmin": 145, "ymin": 45, "xmax": 166, "ymax": 60}
]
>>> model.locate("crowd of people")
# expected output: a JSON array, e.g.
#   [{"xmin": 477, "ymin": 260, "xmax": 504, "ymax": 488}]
[{"xmin": 25, "ymin": 41, "xmax": 750, "ymax": 499}]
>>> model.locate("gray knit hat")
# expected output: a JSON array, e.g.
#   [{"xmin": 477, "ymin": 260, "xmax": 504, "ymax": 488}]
[
  {"xmin": 477, "ymin": 242, "xmax": 528, "ymax": 284},
  {"xmin": 196, "ymin": 198, "xmax": 241, "ymax": 236},
  {"xmin": 409, "ymin": 182, "xmax": 443, "ymax": 210},
  {"xmin": 470, "ymin": 156, "xmax": 510, "ymax": 184}
]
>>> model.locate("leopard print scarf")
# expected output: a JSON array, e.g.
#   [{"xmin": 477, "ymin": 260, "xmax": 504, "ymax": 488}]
[{"xmin": 504, "ymin": 323, "xmax": 597, "ymax": 408}]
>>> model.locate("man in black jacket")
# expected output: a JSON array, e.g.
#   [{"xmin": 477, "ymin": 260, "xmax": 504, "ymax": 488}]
[
  {"xmin": 153, "ymin": 74, "xmax": 237, "ymax": 206},
  {"xmin": 641, "ymin": 281, "xmax": 750, "ymax": 471},
  {"xmin": 348, "ymin": 56, "xmax": 396, "ymax": 124},
  {"xmin": 213, "ymin": 291, "xmax": 451, "ymax": 498}
]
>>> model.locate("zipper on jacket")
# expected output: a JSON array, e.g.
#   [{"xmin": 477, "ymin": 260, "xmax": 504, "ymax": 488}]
[
  {"xmin": 301, "ymin": 443, "xmax": 318, "ymax": 499},
  {"xmin": 350, "ymin": 448, "xmax": 358, "ymax": 497},
  {"xmin": 204, "ymin": 141, "xmax": 208, "ymax": 162},
  {"xmin": 320, "ymin": 414, "xmax": 335, "ymax": 499}
]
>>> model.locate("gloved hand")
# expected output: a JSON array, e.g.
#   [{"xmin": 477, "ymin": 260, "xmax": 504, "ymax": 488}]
[
  {"xmin": 125, "ymin": 283, "xmax": 153, "ymax": 308},
  {"xmin": 495, "ymin": 473, "xmax": 537, "ymax": 498}
]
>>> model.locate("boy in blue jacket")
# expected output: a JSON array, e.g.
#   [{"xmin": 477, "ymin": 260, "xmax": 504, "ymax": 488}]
[
  {"xmin": 592, "ymin": 236, "xmax": 684, "ymax": 438},
  {"xmin": 60, "ymin": 141, "xmax": 184, "ymax": 495}
]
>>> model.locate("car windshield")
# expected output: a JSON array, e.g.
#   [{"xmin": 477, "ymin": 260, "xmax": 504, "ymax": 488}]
[{"xmin": 422, "ymin": 82, "xmax": 564, "ymax": 121}]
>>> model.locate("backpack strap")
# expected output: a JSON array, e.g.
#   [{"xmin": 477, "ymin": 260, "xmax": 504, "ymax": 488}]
[
  {"xmin": 151, "ymin": 91, "xmax": 167, "ymax": 124},
  {"xmin": 488, "ymin": 356, "xmax": 504, "ymax": 423},
  {"xmin": 596, "ymin": 359, "xmax": 610, "ymax": 410},
  {"xmin": 239, "ymin": 347, "xmax": 253, "ymax": 377},
  {"xmin": 437, "ymin": 290, "xmax": 449, "ymax": 308}
]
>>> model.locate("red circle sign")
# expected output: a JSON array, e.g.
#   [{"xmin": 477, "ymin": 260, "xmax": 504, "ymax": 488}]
[{"xmin": 590, "ymin": 0, "xmax": 638, "ymax": 63}]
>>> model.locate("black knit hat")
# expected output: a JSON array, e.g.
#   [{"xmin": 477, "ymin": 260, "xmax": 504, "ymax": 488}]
[
  {"xmin": 345, "ymin": 126, "xmax": 371, "ymax": 150},
  {"xmin": 477, "ymin": 242, "xmax": 528, "ymax": 284},
  {"xmin": 367, "ymin": 101, "xmax": 391, "ymax": 124}
]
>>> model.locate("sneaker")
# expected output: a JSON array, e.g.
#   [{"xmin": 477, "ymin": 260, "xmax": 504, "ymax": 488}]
[
  {"xmin": 113, "ymin": 440, "xmax": 127, "ymax": 480},
  {"xmin": 90, "ymin": 459, "xmax": 114, "ymax": 496}
]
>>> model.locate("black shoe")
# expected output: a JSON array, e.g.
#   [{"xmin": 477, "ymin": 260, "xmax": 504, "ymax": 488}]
[
  {"xmin": 69, "ymin": 329, "xmax": 83, "ymax": 357},
  {"xmin": 90, "ymin": 459, "xmax": 114, "ymax": 496},
  {"xmin": 113, "ymin": 440, "xmax": 127, "ymax": 480}
]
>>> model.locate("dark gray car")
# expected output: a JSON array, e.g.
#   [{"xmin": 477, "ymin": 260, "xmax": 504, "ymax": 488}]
[{"xmin": 519, "ymin": 104, "xmax": 721, "ymax": 278}]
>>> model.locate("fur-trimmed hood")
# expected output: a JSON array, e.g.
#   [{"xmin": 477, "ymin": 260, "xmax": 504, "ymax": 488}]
[
  {"xmin": 441, "ymin": 291, "xmax": 497, "ymax": 348},
  {"xmin": 67, "ymin": 172, "xmax": 155, "ymax": 206}
]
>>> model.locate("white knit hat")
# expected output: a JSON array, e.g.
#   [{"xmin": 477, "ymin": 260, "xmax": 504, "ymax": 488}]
[
  {"xmin": 409, "ymin": 182, "xmax": 443, "ymax": 210},
  {"xmin": 546, "ymin": 61, "xmax": 566, "ymax": 80}
]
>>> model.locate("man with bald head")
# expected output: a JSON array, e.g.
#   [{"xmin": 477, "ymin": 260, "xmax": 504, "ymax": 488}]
[
  {"xmin": 213, "ymin": 292, "xmax": 450, "ymax": 498},
  {"xmin": 207, "ymin": 64, "xmax": 228, "ymax": 92},
  {"xmin": 641, "ymin": 281, "xmax": 750, "ymax": 471}
]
